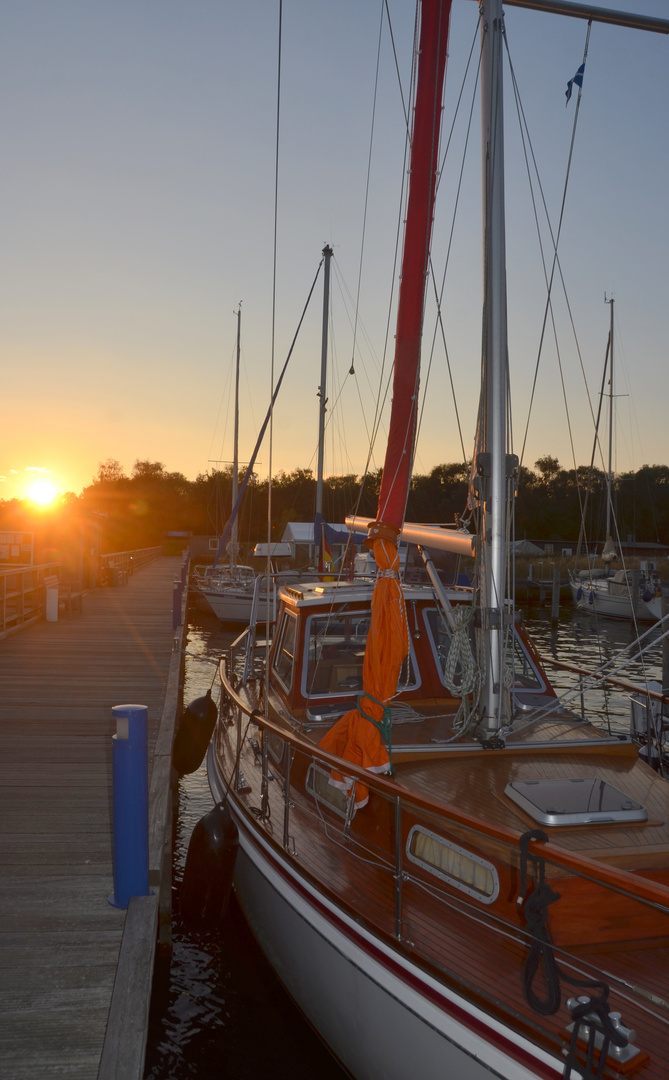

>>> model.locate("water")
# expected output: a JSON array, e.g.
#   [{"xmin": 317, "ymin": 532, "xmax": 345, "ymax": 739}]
[
  {"xmin": 524, "ymin": 606, "xmax": 664, "ymax": 735},
  {"xmin": 144, "ymin": 601, "xmax": 665, "ymax": 1079}
]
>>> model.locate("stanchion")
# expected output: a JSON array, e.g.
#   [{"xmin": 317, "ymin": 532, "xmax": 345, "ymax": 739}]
[{"xmin": 108, "ymin": 704, "xmax": 150, "ymax": 909}]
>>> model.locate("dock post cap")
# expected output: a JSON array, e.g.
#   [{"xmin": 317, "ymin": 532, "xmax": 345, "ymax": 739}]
[{"xmin": 112, "ymin": 703, "xmax": 148, "ymax": 746}]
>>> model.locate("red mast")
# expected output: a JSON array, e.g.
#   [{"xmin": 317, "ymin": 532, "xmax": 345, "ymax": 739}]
[
  {"xmin": 371, "ymin": 0, "xmax": 452, "ymax": 541},
  {"xmin": 319, "ymin": 1, "xmax": 452, "ymax": 805}
]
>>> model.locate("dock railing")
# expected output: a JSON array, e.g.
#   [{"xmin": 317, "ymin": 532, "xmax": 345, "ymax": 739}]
[
  {"xmin": 0, "ymin": 547, "xmax": 165, "ymax": 641},
  {"xmin": 0, "ymin": 562, "xmax": 62, "ymax": 640},
  {"xmin": 100, "ymin": 545, "xmax": 162, "ymax": 582}
]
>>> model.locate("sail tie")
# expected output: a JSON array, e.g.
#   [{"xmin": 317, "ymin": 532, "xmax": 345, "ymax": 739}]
[{"xmin": 357, "ymin": 692, "xmax": 394, "ymax": 774}]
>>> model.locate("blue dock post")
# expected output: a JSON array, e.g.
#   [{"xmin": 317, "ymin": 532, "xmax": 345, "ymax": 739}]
[{"xmin": 108, "ymin": 704, "xmax": 150, "ymax": 909}]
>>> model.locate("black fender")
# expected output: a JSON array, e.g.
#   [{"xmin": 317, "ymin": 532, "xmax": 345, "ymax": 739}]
[
  {"xmin": 181, "ymin": 802, "xmax": 239, "ymax": 924},
  {"xmin": 172, "ymin": 690, "xmax": 219, "ymax": 776}
]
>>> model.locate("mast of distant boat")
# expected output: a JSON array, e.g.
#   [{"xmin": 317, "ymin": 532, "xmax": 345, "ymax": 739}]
[
  {"xmin": 231, "ymin": 304, "xmax": 241, "ymax": 573},
  {"xmin": 602, "ymin": 294, "xmax": 616, "ymax": 559},
  {"xmin": 315, "ymin": 245, "xmax": 333, "ymax": 572}
]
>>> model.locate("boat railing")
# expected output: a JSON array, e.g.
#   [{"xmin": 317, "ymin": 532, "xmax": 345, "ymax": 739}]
[
  {"xmin": 219, "ymin": 656, "xmax": 669, "ymax": 1062},
  {"xmin": 539, "ymin": 654, "xmax": 669, "ymax": 705},
  {"xmin": 540, "ymin": 652, "xmax": 669, "ymax": 756},
  {"xmin": 219, "ymin": 656, "xmax": 669, "ymax": 919}
]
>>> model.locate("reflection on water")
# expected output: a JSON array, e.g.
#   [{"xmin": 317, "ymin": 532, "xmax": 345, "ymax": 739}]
[
  {"xmin": 525, "ymin": 608, "xmax": 663, "ymax": 735},
  {"xmin": 144, "ymin": 602, "xmax": 664, "ymax": 1078}
]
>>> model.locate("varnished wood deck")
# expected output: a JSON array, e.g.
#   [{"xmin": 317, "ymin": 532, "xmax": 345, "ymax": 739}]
[
  {"xmin": 0, "ymin": 558, "xmax": 183, "ymax": 1080},
  {"xmin": 215, "ymin": 673, "xmax": 669, "ymax": 1080}
]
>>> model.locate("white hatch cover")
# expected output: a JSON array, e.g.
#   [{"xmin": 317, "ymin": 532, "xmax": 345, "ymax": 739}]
[{"xmin": 505, "ymin": 778, "xmax": 647, "ymax": 827}]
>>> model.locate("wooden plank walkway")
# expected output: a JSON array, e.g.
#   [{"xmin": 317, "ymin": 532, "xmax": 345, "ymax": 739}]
[{"xmin": 0, "ymin": 557, "xmax": 183, "ymax": 1080}]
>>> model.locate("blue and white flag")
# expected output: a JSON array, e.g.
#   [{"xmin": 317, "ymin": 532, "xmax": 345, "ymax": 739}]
[{"xmin": 565, "ymin": 62, "xmax": 585, "ymax": 104}]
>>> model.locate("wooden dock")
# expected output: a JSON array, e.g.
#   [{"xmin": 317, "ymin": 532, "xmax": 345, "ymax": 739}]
[{"xmin": 0, "ymin": 557, "xmax": 185, "ymax": 1080}]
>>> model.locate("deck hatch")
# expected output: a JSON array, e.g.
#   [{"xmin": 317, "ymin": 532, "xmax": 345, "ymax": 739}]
[
  {"xmin": 505, "ymin": 778, "xmax": 647, "ymax": 826},
  {"xmin": 406, "ymin": 826, "xmax": 499, "ymax": 903}
]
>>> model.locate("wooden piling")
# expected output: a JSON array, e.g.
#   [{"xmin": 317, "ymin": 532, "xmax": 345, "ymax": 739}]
[{"xmin": 551, "ymin": 565, "xmax": 560, "ymax": 622}]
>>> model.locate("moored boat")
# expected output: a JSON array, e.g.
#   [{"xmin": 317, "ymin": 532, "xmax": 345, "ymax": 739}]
[{"xmin": 203, "ymin": 3, "xmax": 669, "ymax": 1078}]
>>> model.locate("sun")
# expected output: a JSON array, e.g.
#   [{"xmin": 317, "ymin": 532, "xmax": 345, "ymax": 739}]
[{"xmin": 27, "ymin": 480, "xmax": 58, "ymax": 505}]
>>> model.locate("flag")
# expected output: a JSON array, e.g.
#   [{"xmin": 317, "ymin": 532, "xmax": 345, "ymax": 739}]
[
  {"xmin": 322, "ymin": 533, "xmax": 335, "ymax": 579},
  {"xmin": 566, "ymin": 62, "xmax": 585, "ymax": 104}
]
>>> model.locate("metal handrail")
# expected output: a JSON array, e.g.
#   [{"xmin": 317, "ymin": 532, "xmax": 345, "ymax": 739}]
[
  {"xmin": 219, "ymin": 655, "xmax": 669, "ymax": 916},
  {"xmin": 100, "ymin": 546, "xmax": 162, "ymax": 577}
]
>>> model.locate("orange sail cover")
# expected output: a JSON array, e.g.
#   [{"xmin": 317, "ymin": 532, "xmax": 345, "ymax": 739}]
[{"xmin": 320, "ymin": 0, "xmax": 452, "ymax": 805}]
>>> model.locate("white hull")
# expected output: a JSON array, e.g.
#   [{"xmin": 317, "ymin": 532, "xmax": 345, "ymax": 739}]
[
  {"xmin": 200, "ymin": 586, "xmax": 274, "ymax": 624},
  {"xmin": 570, "ymin": 578, "xmax": 661, "ymax": 622},
  {"xmin": 208, "ymin": 749, "xmax": 561, "ymax": 1080}
]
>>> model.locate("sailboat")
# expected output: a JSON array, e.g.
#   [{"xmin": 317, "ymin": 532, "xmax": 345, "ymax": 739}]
[
  {"xmin": 570, "ymin": 299, "xmax": 664, "ymax": 622},
  {"xmin": 204, "ymin": 3, "xmax": 669, "ymax": 1078},
  {"xmin": 197, "ymin": 306, "xmax": 278, "ymax": 624}
]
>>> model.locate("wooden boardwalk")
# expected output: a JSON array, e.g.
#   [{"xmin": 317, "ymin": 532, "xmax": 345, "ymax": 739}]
[{"xmin": 0, "ymin": 557, "xmax": 183, "ymax": 1080}]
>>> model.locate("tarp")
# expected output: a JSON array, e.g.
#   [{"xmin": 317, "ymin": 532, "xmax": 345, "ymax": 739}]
[{"xmin": 314, "ymin": 513, "xmax": 367, "ymax": 549}]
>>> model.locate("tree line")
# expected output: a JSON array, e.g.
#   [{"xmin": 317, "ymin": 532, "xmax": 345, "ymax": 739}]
[{"xmin": 1, "ymin": 455, "xmax": 668, "ymax": 559}]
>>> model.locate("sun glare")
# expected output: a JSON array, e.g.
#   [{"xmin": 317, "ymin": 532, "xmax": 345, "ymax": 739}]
[{"xmin": 27, "ymin": 480, "xmax": 58, "ymax": 505}]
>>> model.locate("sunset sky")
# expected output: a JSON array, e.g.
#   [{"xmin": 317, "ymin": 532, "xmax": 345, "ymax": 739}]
[{"xmin": 1, "ymin": 1, "xmax": 667, "ymax": 504}]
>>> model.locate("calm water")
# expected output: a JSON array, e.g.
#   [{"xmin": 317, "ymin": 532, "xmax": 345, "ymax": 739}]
[{"xmin": 143, "ymin": 600, "xmax": 664, "ymax": 1079}]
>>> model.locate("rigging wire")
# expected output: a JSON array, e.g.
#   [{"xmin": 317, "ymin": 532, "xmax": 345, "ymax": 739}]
[
  {"xmin": 417, "ymin": 13, "xmax": 482, "ymax": 469},
  {"xmin": 499, "ymin": 23, "xmax": 656, "ymax": 679},
  {"xmin": 516, "ymin": 20, "xmax": 593, "ymax": 471},
  {"xmin": 347, "ymin": 2, "xmax": 385, "ymax": 383},
  {"xmin": 344, "ymin": 1, "xmax": 418, "ymax": 533}
]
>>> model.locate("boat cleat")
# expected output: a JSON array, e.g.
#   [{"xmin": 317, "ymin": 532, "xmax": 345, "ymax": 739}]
[{"xmin": 565, "ymin": 996, "xmax": 640, "ymax": 1064}]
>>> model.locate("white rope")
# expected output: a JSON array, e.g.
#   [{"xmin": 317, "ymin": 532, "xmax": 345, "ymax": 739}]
[{"xmin": 441, "ymin": 604, "xmax": 481, "ymax": 737}]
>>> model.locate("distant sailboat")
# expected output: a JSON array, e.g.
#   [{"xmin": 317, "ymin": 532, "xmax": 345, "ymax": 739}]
[
  {"xmin": 570, "ymin": 298, "xmax": 663, "ymax": 621},
  {"xmin": 198, "ymin": 306, "xmax": 276, "ymax": 623}
]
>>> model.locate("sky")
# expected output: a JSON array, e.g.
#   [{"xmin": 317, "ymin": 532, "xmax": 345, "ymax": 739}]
[{"xmin": 1, "ymin": 0, "xmax": 667, "ymax": 503}]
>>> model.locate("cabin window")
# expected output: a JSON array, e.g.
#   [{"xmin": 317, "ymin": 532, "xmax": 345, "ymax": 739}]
[
  {"xmin": 272, "ymin": 611, "xmax": 298, "ymax": 691},
  {"xmin": 264, "ymin": 731, "xmax": 285, "ymax": 767},
  {"xmin": 306, "ymin": 763, "xmax": 354, "ymax": 819},
  {"xmin": 424, "ymin": 607, "xmax": 544, "ymax": 692},
  {"xmin": 303, "ymin": 610, "xmax": 418, "ymax": 699},
  {"xmin": 406, "ymin": 826, "xmax": 499, "ymax": 904}
]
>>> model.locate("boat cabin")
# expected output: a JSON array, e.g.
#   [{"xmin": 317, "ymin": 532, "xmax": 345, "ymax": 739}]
[{"xmin": 269, "ymin": 578, "xmax": 556, "ymax": 737}]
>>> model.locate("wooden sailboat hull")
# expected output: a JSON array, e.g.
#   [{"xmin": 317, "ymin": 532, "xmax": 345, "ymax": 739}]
[{"xmin": 207, "ymin": 745, "xmax": 561, "ymax": 1080}]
